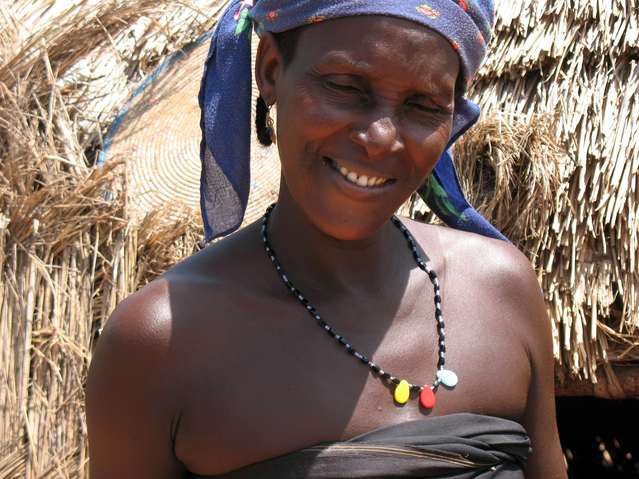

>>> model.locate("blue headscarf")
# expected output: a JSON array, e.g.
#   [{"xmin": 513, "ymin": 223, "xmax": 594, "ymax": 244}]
[{"xmin": 199, "ymin": 0, "xmax": 506, "ymax": 243}]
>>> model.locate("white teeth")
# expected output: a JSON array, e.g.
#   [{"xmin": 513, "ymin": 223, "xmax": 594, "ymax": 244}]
[{"xmin": 332, "ymin": 161, "xmax": 389, "ymax": 188}]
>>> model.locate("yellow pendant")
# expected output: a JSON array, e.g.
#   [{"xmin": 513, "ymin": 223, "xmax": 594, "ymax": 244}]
[{"xmin": 394, "ymin": 379, "xmax": 410, "ymax": 404}]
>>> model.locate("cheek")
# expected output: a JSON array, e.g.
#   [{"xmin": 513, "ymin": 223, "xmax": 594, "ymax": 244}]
[
  {"xmin": 421, "ymin": 124, "xmax": 452, "ymax": 157},
  {"xmin": 273, "ymin": 87, "xmax": 335, "ymax": 190},
  {"xmin": 405, "ymin": 119, "xmax": 454, "ymax": 178},
  {"xmin": 277, "ymin": 83, "xmax": 352, "ymax": 149}
]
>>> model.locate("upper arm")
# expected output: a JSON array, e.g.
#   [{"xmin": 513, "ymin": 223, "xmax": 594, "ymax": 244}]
[
  {"xmin": 86, "ymin": 281, "xmax": 185, "ymax": 479},
  {"xmin": 495, "ymin": 244, "xmax": 567, "ymax": 478}
]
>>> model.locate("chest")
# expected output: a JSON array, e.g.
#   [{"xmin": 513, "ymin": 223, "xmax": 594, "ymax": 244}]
[{"xmin": 173, "ymin": 285, "xmax": 531, "ymax": 476}]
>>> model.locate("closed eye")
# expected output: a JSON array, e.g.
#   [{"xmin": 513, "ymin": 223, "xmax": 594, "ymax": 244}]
[
  {"xmin": 407, "ymin": 102, "xmax": 442, "ymax": 113},
  {"xmin": 325, "ymin": 80, "xmax": 363, "ymax": 94},
  {"xmin": 407, "ymin": 100, "xmax": 450, "ymax": 115}
]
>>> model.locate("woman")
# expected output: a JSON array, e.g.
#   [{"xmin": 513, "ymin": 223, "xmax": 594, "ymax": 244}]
[{"xmin": 87, "ymin": 1, "xmax": 567, "ymax": 477}]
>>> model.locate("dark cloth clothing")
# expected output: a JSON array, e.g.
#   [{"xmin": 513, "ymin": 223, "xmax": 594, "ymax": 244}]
[{"xmin": 188, "ymin": 413, "xmax": 530, "ymax": 478}]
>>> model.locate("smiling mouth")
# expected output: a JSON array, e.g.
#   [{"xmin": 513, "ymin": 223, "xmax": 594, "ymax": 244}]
[{"xmin": 323, "ymin": 157, "xmax": 396, "ymax": 189}]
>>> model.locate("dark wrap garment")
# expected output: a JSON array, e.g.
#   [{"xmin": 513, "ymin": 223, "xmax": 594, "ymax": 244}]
[{"xmin": 189, "ymin": 414, "xmax": 531, "ymax": 478}]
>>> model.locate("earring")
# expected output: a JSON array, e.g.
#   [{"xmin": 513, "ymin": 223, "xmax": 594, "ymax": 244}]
[{"xmin": 266, "ymin": 104, "xmax": 277, "ymax": 145}]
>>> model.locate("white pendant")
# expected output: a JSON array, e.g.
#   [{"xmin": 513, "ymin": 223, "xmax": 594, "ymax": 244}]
[{"xmin": 437, "ymin": 369, "xmax": 458, "ymax": 388}]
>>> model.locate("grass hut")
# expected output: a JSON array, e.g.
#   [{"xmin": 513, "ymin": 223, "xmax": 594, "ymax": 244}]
[{"xmin": 0, "ymin": 0, "xmax": 637, "ymax": 478}]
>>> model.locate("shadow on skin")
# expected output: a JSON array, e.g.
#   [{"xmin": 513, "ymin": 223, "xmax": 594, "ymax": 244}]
[{"xmin": 161, "ymin": 217, "xmax": 437, "ymax": 476}]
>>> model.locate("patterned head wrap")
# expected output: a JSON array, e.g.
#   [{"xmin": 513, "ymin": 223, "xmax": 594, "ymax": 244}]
[{"xmin": 199, "ymin": 0, "xmax": 506, "ymax": 242}]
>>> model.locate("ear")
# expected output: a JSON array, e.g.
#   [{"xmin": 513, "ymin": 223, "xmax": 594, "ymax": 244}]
[{"xmin": 255, "ymin": 32, "xmax": 283, "ymax": 106}]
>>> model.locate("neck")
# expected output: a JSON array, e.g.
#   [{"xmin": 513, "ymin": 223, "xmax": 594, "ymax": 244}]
[{"xmin": 266, "ymin": 186, "xmax": 414, "ymax": 299}]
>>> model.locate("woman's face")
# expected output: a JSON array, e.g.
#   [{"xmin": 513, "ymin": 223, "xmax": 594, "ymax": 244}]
[{"xmin": 257, "ymin": 16, "xmax": 459, "ymax": 240}]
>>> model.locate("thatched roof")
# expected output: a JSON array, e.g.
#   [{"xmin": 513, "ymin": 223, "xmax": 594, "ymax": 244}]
[{"xmin": 448, "ymin": 0, "xmax": 639, "ymax": 389}]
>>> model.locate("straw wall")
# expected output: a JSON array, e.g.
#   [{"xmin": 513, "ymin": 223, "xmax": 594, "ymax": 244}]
[{"xmin": 0, "ymin": 2, "xmax": 216, "ymax": 477}]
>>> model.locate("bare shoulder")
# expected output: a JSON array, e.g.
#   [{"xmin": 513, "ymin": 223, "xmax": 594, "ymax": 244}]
[
  {"xmin": 409, "ymin": 219, "xmax": 536, "ymax": 280},
  {"xmin": 90, "ymin": 220, "xmax": 267, "ymax": 378},
  {"xmin": 404, "ymin": 219, "xmax": 543, "ymax": 308},
  {"xmin": 91, "ymin": 251, "xmax": 214, "ymax": 375},
  {"xmin": 86, "ymin": 277, "xmax": 184, "ymax": 477},
  {"xmin": 86, "ymin": 250, "xmax": 220, "ymax": 410},
  {"xmin": 403, "ymin": 220, "xmax": 567, "ymax": 479},
  {"xmin": 95, "ymin": 278, "xmax": 173, "ymax": 354},
  {"xmin": 86, "ymin": 228, "xmax": 265, "ymax": 477},
  {"xmin": 92, "ymin": 223, "xmax": 264, "ymax": 361},
  {"xmin": 402, "ymin": 218, "xmax": 549, "ymax": 356}
]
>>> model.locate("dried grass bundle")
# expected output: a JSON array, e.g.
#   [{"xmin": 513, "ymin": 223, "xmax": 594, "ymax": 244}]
[
  {"xmin": 0, "ymin": 76, "xmax": 129, "ymax": 477},
  {"xmin": 0, "ymin": 1, "xmax": 219, "ymax": 477},
  {"xmin": 453, "ymin": 113, "xmax": 567, "ymax": 252}
]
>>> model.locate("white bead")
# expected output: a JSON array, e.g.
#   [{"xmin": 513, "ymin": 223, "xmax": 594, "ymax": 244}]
[{"xmin": 437, "ymin": 369, "xmax": 458, "ymax": 388}]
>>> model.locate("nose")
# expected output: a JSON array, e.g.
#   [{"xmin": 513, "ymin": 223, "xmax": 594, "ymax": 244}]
[{"xmin": 350, "ymin": 114, "xmax": 404, "ymax": 159}]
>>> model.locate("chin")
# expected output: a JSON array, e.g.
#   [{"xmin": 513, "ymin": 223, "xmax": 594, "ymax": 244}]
[{"xmin": 279, "ymin": 167, "xmax": 412, "ymax": 241}]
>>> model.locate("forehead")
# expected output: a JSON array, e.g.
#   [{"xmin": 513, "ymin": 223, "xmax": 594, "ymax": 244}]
[{"xmin": 292, "ymin": 15, "xmax": 459, "ymax": 91}]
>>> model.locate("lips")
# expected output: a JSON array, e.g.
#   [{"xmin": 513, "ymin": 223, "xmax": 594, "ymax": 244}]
[{"xmin": 323, "ymin": 157, "xmax": 396, "ymax": 189}]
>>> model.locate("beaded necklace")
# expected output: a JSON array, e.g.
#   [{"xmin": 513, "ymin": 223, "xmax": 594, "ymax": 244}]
[{"xmin": 261, "ymin": 204, "xmax": 458, "ymax": 408}]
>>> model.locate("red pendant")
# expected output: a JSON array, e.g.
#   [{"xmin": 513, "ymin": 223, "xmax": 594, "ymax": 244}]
[{"xmin": 419, "ymin": 387, "xmax": 436, "ymax": 409}]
